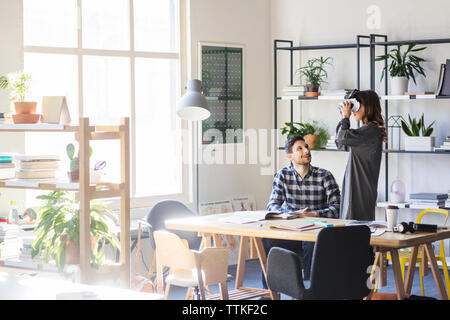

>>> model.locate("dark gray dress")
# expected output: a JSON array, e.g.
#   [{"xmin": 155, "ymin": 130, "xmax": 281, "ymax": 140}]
[{"xmin": 335, "ymin": 118, "xmax": 382, "ymax": 221}]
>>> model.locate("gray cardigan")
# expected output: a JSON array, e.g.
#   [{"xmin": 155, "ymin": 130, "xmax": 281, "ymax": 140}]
[{"xmin": 335, "ymin": 118, "xmax": 382, "ymax": 221}]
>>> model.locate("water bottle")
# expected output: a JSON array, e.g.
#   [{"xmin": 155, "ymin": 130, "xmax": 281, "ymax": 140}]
[{"xmin": 8, "ymin": 200, "xmax": 18, "ymax": 224}]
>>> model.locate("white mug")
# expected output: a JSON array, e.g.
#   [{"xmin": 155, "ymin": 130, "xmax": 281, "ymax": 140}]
[{"xmin": 386, "ymin": 205, "xmax": 399, "ymax": 230}]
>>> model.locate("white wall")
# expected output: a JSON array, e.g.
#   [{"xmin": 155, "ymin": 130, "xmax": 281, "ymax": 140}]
[
  {"xmin": 0, "ymin": 0, "xmax": 26, "ymax": 215},
  {"xmin": 189, "ymin": 0, "xmax": 273, "ymax": 210},
  {"xmin": 270, "ymin": 0, "xmax": 450, "ymax": 234}
]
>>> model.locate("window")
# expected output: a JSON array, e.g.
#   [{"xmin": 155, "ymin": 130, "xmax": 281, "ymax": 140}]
[{"xmin": 21, "ymin": 0, "xmax": 187, "ymax": 207}]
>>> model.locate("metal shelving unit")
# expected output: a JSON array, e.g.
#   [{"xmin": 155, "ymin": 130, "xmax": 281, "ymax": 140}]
[
  {"xmin": 273, "ymin": 34, "xmax": 450, "ymax": 202},
  {"xmin": 371, "ymin": 35, "xmax": 450, "ymax": 200},
  {"xmin": 273, "ymin": 35, "xmax": 371, "ymax": 170}
]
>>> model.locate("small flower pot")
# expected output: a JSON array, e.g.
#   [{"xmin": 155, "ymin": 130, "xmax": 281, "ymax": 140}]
[
  {"xmin": 68, "ymin": 170, "xmax": 79, "ymax": 182},
  {"xmin": 390, "ymin": 77, "xmax": 409, "ymax": 95},
  {"xmin": 305, "ymin": 134, "xmax": 319, "ymax": 149},
  {"xmin": 404, "ymin": 136, "xmax": 435, "ymax": 151},
  {"xmin": 62, "ymin": 235, "xmax": 98, "ymax": 265},
  {"xmin": 14, "ymin": 101, "xmax": 37, "ymax": 114},
  {"xmin": 305, "ymin": 84, "xmax": 320, "ymax": 97}
]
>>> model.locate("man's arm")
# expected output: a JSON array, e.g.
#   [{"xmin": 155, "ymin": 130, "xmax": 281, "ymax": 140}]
[
  {"xmin": 266, "ymin": 172, "xmax": 286, "ymax": 212},
  {"xmin": 315, "ymin": 171, "xmax": 341, "ymax": 218}
]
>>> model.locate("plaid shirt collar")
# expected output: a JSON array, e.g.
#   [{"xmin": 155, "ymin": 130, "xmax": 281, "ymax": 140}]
[{"xmin": 289, "ymin": 162, "xmax": 314, "ymax": 181}]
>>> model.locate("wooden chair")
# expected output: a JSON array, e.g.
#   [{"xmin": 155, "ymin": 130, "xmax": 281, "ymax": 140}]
[
  {"xmin": 154, "ymin": 230, "xmax": 229, "ymax": 300},
  {"xmin": 384, "ymin": 208, "xmax": 450, "ymax": 297}
]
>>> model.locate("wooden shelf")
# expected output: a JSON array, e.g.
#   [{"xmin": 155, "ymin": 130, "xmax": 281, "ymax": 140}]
[{"xmin": 0, "ymin": 117, "xmax": 131, "ymax": 288}]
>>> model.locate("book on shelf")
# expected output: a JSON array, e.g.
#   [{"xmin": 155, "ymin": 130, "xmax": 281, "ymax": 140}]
[
  {"xmin": 440, "ymin": 59, "xmax": 450, "ymax": 96},
  {"xmin": 436, "ymin": 63, "xmax": 446, "ymax": 95},
  {"xmin": 15, "ymin": 168, "xmax": 57, "ymax": 179},
  {"xmin": 14, "ymin": 154, "xmax": 60, "ymax": 162},
  {"xmin": 404, "ymin": 91, "xmax": 434, "ymax": 95},
  {"xmin": 409, "ymin": 202, "xmax": 445, "ymax": 209},
  {"xmin": 18, "ymin": 159, "xmax": 59, "ymax": 169},
  {"xmin": 409, "ymin": 193, "xmax": 448, "ymax": 200}
]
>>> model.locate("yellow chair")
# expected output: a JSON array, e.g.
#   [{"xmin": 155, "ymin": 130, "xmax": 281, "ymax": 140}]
[{"xmin": 385, "ymin": 208, "xmax": 450, "ymax": 297}]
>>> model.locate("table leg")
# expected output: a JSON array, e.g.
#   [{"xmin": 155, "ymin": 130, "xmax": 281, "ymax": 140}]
[
  {"xmin": 423, "ymin": 243, "xmax": 448, "ymax": 300},
  {"xmin": 366, "ymin": 251, "xmax": 381, "ymax": 299},
  {"xmin": 235, "ymin": 236, "xmax": 249, "ymax": 289},
  {"xmin": 156, "ymin": 260, "xmax": 164, "ymax": 295},
  {"xmin": 252, "ymin": 237, "xmax": 279, "ymax": 300},
  {"xmin": 389, "ymin": 249, "xmax": 406, "ymax": 300},
  {"xmin": 404, "ymin": 246, "xmax": 419, "ymax": 295}
]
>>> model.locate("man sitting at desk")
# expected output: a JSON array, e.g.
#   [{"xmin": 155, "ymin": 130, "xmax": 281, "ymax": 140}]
[{"xmin": 263, "ymin": 135, "xmax": 341, "ymax": 284}]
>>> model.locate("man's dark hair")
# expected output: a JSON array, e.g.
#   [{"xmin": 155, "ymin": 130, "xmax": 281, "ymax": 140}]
[{"xmin": 285, "ymin": 135, "xmax": 305, "ymax": 154}]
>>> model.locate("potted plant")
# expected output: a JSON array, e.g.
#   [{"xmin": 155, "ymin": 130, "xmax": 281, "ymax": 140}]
[
  {"xmin": 296, "ymin": 57, "xmax": 332, "ymax": 97},
  {"xmin": 31, "ymin": 190, "xmax": 120, "ymax": 271},
  {"xmin": 400, "ymin": 113, "xmax": 435, "ymax": 151},
  {"xmin": 281, "ymin": 120, "xmax": 329, "ymax": 149},
  {"xmin": 0, "ymin": 70, "xmax": 37, "ymax": 114},
  {"xmin": 375, "ymin": 44, "xmax": 427, "ymax": 95},
  {"xmin": 66, "ymin": 142, "xmax": 93, "ymax": 182}
]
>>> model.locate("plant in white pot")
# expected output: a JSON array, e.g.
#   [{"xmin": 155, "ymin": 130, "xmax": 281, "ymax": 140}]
[
  {"xmin": 375, "ymin": 44, "xmax": 427, "ymax": 95},
  {"xmin": 401, "ymin": 113, "xmax": 435, "ymax": 151}
]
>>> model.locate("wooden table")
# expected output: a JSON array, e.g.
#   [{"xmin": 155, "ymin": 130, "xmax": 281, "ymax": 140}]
[{"xmin": 164, "ymin": 214, "xmax": 450, "ymax": 300}]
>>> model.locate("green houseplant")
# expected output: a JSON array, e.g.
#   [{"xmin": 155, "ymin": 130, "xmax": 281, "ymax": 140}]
[
  {"xmin": 31, "ymin": 190, "xmax": 120, "ymax": 271},
  {"xmin": 281, "ymin": 120, "xmax": 329, "ymax": 149},
  {"xmin": 296, "ymin": 56, "xmax": 332, "ymax": 97},
  {"xmin": 400, "ymin": 113, "xmax": 435, "ymax": 151},
  {"xmin": 375, "ymin": 44, "xmax": 427, "ymax": 95},
  {"xmin": 0, "ymin": 71, "xmax": 37, "ymax": 115}
]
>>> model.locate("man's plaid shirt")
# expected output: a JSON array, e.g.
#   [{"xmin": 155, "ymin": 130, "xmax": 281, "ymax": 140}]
[{"xmin": 267, "ymin": 164, "xmax": 341, "ymax": 218}]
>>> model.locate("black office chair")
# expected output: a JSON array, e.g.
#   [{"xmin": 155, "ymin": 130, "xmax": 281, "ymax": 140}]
[{"xmin": 266, "ymin": 225, "xmax": 372, "ymax": 300}]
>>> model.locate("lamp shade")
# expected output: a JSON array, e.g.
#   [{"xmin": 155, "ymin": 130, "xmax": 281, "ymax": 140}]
[{"xmin": 177, "ymin": 79, "xmax": 211, "ymax": 121}]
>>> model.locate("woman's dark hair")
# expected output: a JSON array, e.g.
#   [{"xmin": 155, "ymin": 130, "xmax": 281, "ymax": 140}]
[
  {"xmin": 285, "ymin": 136, "xmax": 305, "ymax": 153},
  {"xmin": 353, "ymin": 90, "xmax": 387, "ymax": 142}
]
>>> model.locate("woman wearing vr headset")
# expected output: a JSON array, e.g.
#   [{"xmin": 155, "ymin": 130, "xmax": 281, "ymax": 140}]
[{"xmin": 336, "ymin": 89, "xmax": 387, "ymax": 221}]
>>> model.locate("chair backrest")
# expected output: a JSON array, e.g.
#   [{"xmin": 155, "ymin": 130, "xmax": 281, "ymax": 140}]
[
  {"xmin": 267, "ymin": 247, "xmax": 305, "ymax": 299},
  {"xmin": 306, "ymin": 225, "xmax": 372, "ymax": 300},
  {"xmin": 153, "ymin": 230, "xmax": 196, "ymax": 271},
  {"xmin": 417, "ymin": 208, "xmax": 449, "ymax": 257},
  {"xmin": 143, "ymin": 200, "xmax": 202, "ymax": 250},
  {"xmin": 195, "ymin": 247, "xmax": 229, "ymax": 286}
]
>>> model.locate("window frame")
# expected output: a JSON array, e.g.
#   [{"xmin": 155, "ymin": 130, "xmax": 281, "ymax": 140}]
[{"xmin": 19, "ymin": 0, "xmax": 192, "ymax": 210}]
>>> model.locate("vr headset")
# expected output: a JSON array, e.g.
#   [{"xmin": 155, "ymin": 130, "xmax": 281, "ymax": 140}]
[{"xmin": 339, "ymin": 89, "xmax": 360, "ymax": 113}]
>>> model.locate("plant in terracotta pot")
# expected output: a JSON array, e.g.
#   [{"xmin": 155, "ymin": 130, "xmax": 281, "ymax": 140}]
[
  {"xmin": 31, "ymin": 190, "xmax": 119, "ymax": 271},
  {"xmin": 296, "ymin": 57, "xmax": 332, "ymax": 97},
  {"xmin": 375, "ymin": 44, "xmax": 427, "ymax": 95},
  {"xmin": 66, "ymin": 142, "xmax": 93, "ymax": 182},
  {"xmin": 281, "ymin": 120, "xmax": 329, "ymax": 149},
  {"xmin": 1, "ymin": 71, "xmax": 36, "ymax": 114}
]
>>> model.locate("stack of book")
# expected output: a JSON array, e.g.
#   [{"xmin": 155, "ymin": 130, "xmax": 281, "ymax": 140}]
[
  {"xmin": 282, "ymin": 85, "xmax": 305, "ymax": 97},
  {"xmin": 0, "ymin": 154, "xmax": 15, "ymax": 180},
  {"xmin": 409, "ymin": 193, "xmax": 448, "ymax": 209},
  {"xmin": 0, "ymin": 223, "xmax": 21, "ymax": 259},
  {"xmin": 325, "ymin": 136, "xmax": 338, "ymax": 150},
  {"xmin": 434, "ymin": 136, "xmax": 450, "ymax": 152},
  {"xmin": 320, "ymin": 89, "xmax": 351, "ymax": 97},
  {"xmin": 14, "ymin": 155, "xmax": 60, "ymax": 180}
]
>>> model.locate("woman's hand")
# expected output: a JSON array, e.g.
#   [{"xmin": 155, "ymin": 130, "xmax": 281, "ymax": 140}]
[{"xmin": 339, "ymin": 100, "xmax": 352, "ymax": 119}]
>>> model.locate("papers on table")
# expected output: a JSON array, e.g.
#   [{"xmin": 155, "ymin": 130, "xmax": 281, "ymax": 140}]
[{"xmin": 220, "ymin": 210, "xmax": 300, "ymax": 224}]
